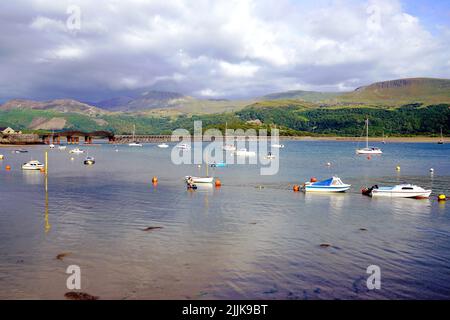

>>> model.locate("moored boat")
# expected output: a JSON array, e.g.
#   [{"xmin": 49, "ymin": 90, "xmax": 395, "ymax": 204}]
[
  {"xmin": 303, "ymin": 176, "xmax": 351, "ymax": 193},
  {"xmin": 21, "ymin": 160, "xmax": 44, "ymax": 170},
  {"xmin": 356, "ymin": 119, "xmax": 383, "ymax": 154},
  {"xmin": 232, "ymin": 148, "xmax": 256, "ymax": 157},
  {"xmin": 58, "ymin": 145, "xmax": 67, "ymax": 150},
  {"xmin": 157, "ymin": 143, "xmax": 169, "ymax": 148},
  {"xmin": 185, "ymin": 176, "xmax": 214, "ymax": 184},
  {"xmin": 209, "ymin": 162, "xmax": 227, "ymax": 167},
  {"xmin": 69, "ymin": 148, "xmax": 85, "ymax": 154},
  {"xmin": 177, "ymin": 143, "xmax": 191, "ymax": 150},
  {"xmin": 83, "ymin": 156, "xmax": 95, "ymax": 165},
  {"xmin": 362, "ymin": 184, "xmax": 431, "ymax": 198},
  {"xmin": 271, "ymin": 144, "xmax": 284, "ymax": 148},
  {"xmin": 13, "ymin": 149, "xmax": 28, "ymax": 154},
  {"xmin": 128, "ymin": 142, "xmax": 143, "ymax": 147}
]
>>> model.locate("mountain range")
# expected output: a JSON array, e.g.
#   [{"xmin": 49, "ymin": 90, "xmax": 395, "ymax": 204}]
[{"xmin": 0, "ymin": 77, "xmax": 449, "ymax": 134}]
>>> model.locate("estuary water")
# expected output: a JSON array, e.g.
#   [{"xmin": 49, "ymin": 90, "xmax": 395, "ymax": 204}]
[{"xmin": 0, "ymin": 140, "xmax": 449, "ymax": 299}]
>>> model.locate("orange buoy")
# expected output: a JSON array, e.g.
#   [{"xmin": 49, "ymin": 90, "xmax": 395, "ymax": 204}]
[
  {"xmin": 5, "ymin": 165, "xmax": 11, "ymax": 171},
  {"xmin": 215, "ymin": 179, "xmax": 221, "ymax": 187},
  {"xmin": 293, "ymin": 185, "xmax": 300, "ymax": 192},
  {"xmin": 40, "ymin": 168, "xmax": 45, "ymax": 173},
  {"xmin": 310, "ymin": 177, "xmax": 317, "ymax": 183},
  {"xmin": 151, "ymin": 176, "xmax": 158, "ymax": 184}
]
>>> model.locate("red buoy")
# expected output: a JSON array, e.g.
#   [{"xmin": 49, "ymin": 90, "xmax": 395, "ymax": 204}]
[{"xmin": 215, "ymin": 179, "xmax": 222, "ymax": 187}]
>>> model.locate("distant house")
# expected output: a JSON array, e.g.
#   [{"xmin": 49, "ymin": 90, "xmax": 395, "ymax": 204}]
[
  {"xmin": 0, "ymin": 127, "xmax": 22, "ymax": 135},
  {"xmin": 245, "ymin": 119, "xmax": 263, "ymax": 126}
]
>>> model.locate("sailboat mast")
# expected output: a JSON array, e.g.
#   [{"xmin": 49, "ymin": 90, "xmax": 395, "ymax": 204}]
[{"xmin": 366, "ymin": 118, "xmax": 369, "ymax": 149}]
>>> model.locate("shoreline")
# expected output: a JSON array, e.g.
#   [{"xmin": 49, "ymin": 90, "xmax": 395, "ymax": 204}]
[{"xmin": 0, "ymin": 136, "xmax": 447, "ymax": 146}]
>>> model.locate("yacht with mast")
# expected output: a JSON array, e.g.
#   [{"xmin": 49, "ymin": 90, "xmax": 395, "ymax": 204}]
[
  {"xmin": 356, "ymin": 118, "xmax": 383, "ymax": 155},
  {"xmin": 128, "ymin": 124, "xmax": 143, "ymax": 147}
]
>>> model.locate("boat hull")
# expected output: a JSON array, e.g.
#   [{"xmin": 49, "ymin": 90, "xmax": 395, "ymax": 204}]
[
  {"xmin": 356, "ymin": 149, "xmax": 383, "ymax": 155},
  {"xmin": 185, "ymin": 176, "xmax": 214, "ymax": 183},
  {"xmin": 371, "ymin": 190, "xmax": 431, "ymax": 198},
  {"xmin": 304, "ymin": 185, "xmax": 351, "ymax": 193}
]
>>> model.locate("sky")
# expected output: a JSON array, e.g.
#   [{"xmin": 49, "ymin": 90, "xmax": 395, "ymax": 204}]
[{"xmin": 0, "ymin": 0, "xmax": 449, "ymax": 102}]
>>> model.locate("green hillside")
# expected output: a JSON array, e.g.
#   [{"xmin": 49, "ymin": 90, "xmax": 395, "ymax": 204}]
[{"xmin": 337, "ymin": 78, "xmax": 450, "ymax": 105}]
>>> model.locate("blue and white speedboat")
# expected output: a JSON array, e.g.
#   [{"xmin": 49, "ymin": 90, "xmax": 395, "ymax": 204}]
[{"xmin": 303, "ymin": 176, "xmax": 351, "ymax": 193}]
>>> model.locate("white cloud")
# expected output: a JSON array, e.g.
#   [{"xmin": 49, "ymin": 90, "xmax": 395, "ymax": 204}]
[{"xmin": 0, "ymin": 0, "xmax": 449, "ymax": 101}]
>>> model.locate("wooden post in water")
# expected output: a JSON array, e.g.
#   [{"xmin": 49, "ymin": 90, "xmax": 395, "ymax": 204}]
[{"xmin": 45, "ymin": 151, "xmax": 48, "ymax": 192}]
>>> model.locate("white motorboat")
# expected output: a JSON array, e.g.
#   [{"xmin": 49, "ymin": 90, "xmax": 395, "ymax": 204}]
[
  {"xmin": 58, "ymin": 145, "xmax": 67, "ymax": 150},
  {"xmin": 83, "ymin": 156, "xmax": 95, "ymax": 165},
  {"xmin": 233, "ymin": 148, "xmax": 256, "ymax": 157},
  {"xmin": 21, "ymin": 160, "xmax": 44, "ymax": 170},
  {"xmin": 69, "ymin": 148, "xmax": 85, "ymax": 154},
  {"xmin": 303, "ymin": 176, "xmax": 351, "ymax": 193},
  {"xmin": 49, "ymin": 144, "xmax": 55, "ymax": 149},
  {"xmin": 13, "ymin": 149, "xmax": 28, "ymax": 154},
  {"xmin": 222, "ymin": 144, "xmax": 237, "ymax": 151},
  {"xmin": 185, "ymin": 176, "xmax": 214, "ymax": 184},
  {"xmin": 177, "ymin": 143, "xmax": 191, "ymax": 150},
  {"xmin": 362, "ymin": 184, "xmax": 431, "ymax": 199},
  {"xmin": 271, "ymin": 144, "xmax": 285, "ymax": 148},
  {"xmin": 157, "ymin": 143, "xmax": 169, "ymax": 148},
  {"xmin": 356, "ymin": 119, "xmax": 383, "ymax": 154}
]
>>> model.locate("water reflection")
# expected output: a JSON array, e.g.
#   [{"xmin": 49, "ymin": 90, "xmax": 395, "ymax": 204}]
[
  {"xmin": 22, "ymin": 170, "xmax": 43, "ymax": 185},
  {"xmin": 44, "ymin": 191, "xmax": 51, "ymax": 234},
  {"xmin": 390, "ymin": 198, "xmax": 432, "ymax": 216},
  {"xmin": 304, "ymin": 193, "xmax": 346, "ymax": 215}
]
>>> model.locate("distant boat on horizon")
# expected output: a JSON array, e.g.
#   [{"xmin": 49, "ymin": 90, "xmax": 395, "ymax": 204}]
[{"xmin": 438, "ymin": 127, "xmax": 444, "ymax": 144}]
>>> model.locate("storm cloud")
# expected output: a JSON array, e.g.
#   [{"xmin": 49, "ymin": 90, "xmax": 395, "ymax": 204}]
[{"xmin": 0, "ymin": 0, "xmax": 449, "ymax": 102}]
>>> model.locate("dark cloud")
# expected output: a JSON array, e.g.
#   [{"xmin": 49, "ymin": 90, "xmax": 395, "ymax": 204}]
[{"xmin": 0, "ymin": 0, "xmax": 449, "ymax": 102}]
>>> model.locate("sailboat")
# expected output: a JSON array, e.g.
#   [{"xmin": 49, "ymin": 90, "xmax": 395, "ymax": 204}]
[
  {"xmin": 438, "ymin": 127, "xmax": 444, "ymax": 144},
  {"xmin": 129, "ymin": 124, "xmax": 143, "ymax": 147},
  {"xmin": 222, "ymin": 122, "xmax": 236, "ymax": 151},
  {"xmin": 356, "ymin": 118, "xmax": 382, "ymax": 155}
]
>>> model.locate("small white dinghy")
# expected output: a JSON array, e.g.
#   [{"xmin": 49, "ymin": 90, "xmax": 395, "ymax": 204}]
[
  {"xmin": 69, "ymin": 148, "xmax": 85, "ymax": 154},
  {"xmin": 233, "ymin": 148, "xmax": 256, "ymax": 157},
  {"xmin": 303, "ymin": 176, "xmax": 351, "ymax": 193},
  {"xmin": 271, "ymin": 144, "xmax": 285, "ymax": 148},
  {"xmin": 49, "ymin": 144, "xmax": 55, "ymax": 149},
  {"xmin": 362, "ymin": 184, "xmax": 431, "ymax": 199},
  {"xmin": 177, "ymin": 143, "xmax": 191, "ymax": 150},
  {"xmin": 128, "ymin": 142, "xmax": 143, "ymax": 147},
  {"xmin": 157, "ymin": 143, "xmax": 169, "ymax": 148},
  {"xmin": 222, "ymin": 144, "xmax": 237, "ymax": 151},
  {"xmin": 58, "ymin": 145, "xmax": 67, "ymax": 150},
  {"xmin": 22, "ymin": 160, "xmax": 44, "ymax": 170}
]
